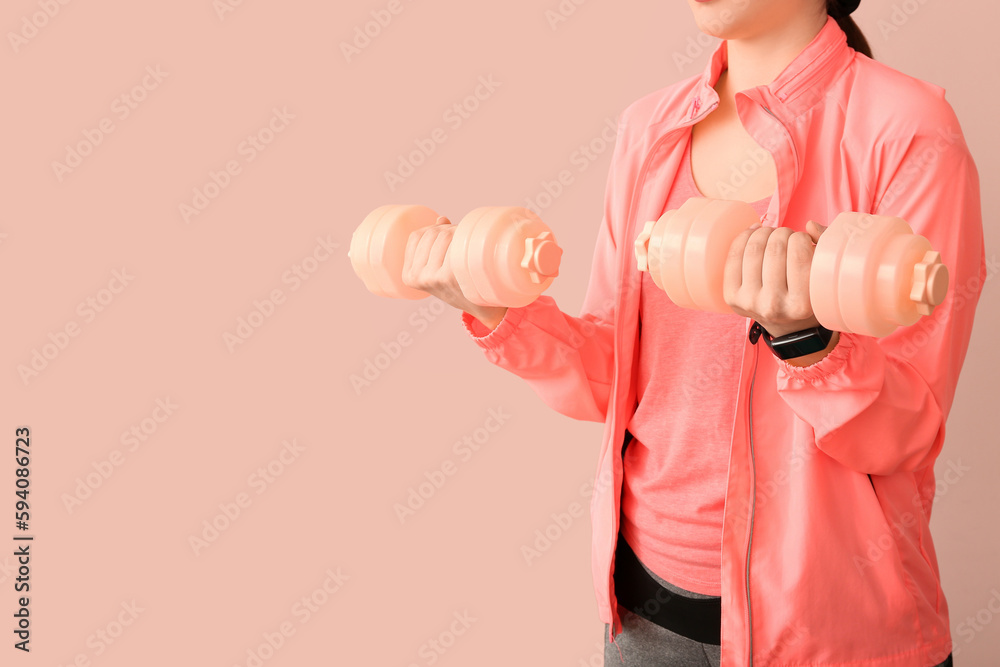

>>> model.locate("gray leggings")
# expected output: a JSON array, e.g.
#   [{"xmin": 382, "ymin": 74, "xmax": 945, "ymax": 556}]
[{"xmin": 604, "ymin": 554, "xmax": 721, "ymax": 667}]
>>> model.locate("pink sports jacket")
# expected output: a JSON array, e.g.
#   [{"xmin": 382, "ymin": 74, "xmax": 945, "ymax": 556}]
[{"xmin": 461, "ymin": 16, "xmax": 985, "ymax": 666}]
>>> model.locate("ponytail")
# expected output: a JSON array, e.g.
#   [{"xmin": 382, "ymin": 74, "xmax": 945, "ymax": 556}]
[{"xmin": 827, "ymin": 0, "xmax": 873, "ymax": 59}]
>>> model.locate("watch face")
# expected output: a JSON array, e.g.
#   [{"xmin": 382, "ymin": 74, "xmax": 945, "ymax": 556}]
[{"xmin": 768, "ymin": 327, "xmax": 832, "ymax": 359}]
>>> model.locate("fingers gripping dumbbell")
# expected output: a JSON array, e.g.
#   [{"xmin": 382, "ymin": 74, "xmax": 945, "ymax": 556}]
[
  {"xmin": 633, "ymin": 197, "xmax": 950, "ymax": 338},
  {"xmin": 349, "ymin": 204, "xmax": 563, "ymax": 308}
]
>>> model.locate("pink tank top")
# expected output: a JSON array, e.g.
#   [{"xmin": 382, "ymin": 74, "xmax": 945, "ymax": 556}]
[{"xmin": 622, "ymin": 133, "xmax": 771, "ymax": 596}]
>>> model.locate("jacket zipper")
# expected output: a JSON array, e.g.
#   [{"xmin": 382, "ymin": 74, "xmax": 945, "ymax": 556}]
[
  {"xmin": 608, "ymin": 98, "xmax": 719, "ymax": 640},
  {"xmin": 743, "ymin": 101, "xmax": 794, "ymax": 665},
  {"xmin": 745, "ymin": 324, "xmax": 762, "ymax": 666},
  {"xmin": 609, "ymin": 32, "xmax": 837, "ymax": 655}
]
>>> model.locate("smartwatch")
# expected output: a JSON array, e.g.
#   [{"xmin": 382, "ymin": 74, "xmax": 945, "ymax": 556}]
[{"xmin": 749, "ymin": 320, "xmax": 834, "ymax": 360}]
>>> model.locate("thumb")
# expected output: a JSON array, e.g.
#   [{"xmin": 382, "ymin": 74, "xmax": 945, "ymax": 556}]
[{"xmin": 805, "ymin": 219, "xmax": 828, "ymax": 244}]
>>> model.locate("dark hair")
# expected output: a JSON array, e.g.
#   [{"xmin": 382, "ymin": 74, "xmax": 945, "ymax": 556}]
[{"xmin": 827, "ymin": 0, "xmax": 872, "ymax": 59}]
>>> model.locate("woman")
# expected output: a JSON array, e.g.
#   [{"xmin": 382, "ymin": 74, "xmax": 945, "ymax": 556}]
[{"xmin": 402, "ymin": 0, "xmax": 984, "ymax": 665}]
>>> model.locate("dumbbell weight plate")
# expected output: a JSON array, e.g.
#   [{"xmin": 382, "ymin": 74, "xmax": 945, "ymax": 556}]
[
  {"xmin": 815, "ymin": 212, "xmax": 894, "ymax": 336},
  {"xmin": 648, "ymin": 197, "xmax": 711, "ymax": 309},
  {"xmin": 685, "ymin": 199, "xmax": 761, "ymax": 314},
  {"xmin": 350, "ymin": 205, "xmax": 394, "ymax": 296},
  {"xmin": 460, "ymin": 206, "xmax": 510, "ymax": 307},
  {"xmin": 449, "ymin": 206, "xmax": 493, "ymax": 306},
  {"xmin": 814, "ymin": 212, "xmax": 944, "ymax": 338},
  {"xmin": 836, "ymin": 213, "xmax": 901, "ymax": 336},
  {"xmin": 351, "ymin": 205, "xmax": 440, "ymax": 299},
  {"xmin": 485, "ymin": 207, "xmax": 559, "ymax": 307},
  {"xmin": 453, "ymin": 206, "xmax": 559, "ymax": 308},
  {"xmin": 873, "ymin": 231, "xmax": 935, "ymax": 330},
  {"xmin": 811, "ymin": 211, "xmax": 852, "ymax": 333},
  {"xmin": 836, "ymin": 213, "xmax": 924, "ymax": 337}
]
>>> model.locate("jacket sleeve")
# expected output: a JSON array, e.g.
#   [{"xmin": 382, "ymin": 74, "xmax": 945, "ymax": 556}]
[
  {"xmin": 773, "ymin": 102, "xmax": 987, "ymax": 476},
  {"xmin": 458, "ymin": 112, "xmax": 632, "ymax": 423}
]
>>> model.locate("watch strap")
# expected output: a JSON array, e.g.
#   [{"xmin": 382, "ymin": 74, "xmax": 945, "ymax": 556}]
[{"xmin": 749, "ymin": 321, "xmax": 834, "ymax": 360}]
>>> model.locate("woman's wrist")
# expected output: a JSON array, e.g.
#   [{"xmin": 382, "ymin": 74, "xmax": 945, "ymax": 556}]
[
  {"xmin": 466, "ymin": 306, "xmax": 507, "ymax": 331},
  {"xmin": 781, "ymin": 330, "xmax": 840, "ymax": 367}
]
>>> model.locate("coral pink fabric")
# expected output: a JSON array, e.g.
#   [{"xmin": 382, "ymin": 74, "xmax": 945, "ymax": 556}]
[
  {"xmin": 461, "ymin": 16, "xmax": 984, "ymax": 666},
  {"xmin": 622, "ymin": 136, "xmax": 771, "ymax": 597}
]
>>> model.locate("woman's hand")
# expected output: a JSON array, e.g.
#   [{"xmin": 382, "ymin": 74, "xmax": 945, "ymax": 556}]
[
  {"xmin": 401, "ymin": 219, "xmax": 508, "ymax": 330},
  {"xmin": 722, "ymin": 220, "xmax": 828, "ymax": 338}
]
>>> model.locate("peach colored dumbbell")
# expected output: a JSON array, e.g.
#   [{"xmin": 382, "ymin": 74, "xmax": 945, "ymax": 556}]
[
  {"xmin": 349, "ymin": 204, "xmax": 563, "ymax": 308},
  {"xmin": 633, "ymin": 197, "xmax": 949, "ymax": 338}
]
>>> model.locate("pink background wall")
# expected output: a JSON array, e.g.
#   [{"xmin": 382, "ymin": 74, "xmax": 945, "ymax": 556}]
[{"xmin": 2, "ymin": 0, "xmax": 996, "ymax": 664}]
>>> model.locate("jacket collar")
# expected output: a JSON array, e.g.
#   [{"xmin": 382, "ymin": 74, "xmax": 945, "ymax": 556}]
[{"xmin": 682, "ymin": 15, "xmax": 854, "ymax": 126}]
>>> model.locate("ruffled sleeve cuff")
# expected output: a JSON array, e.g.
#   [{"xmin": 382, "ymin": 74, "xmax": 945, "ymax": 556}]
[
  {"xmin": 775, "ymin": 330, "xmax": 859, "ymax": 383},
  {"xmin": 460, "ymin": 307, "xmax": 526, "ymax": 351}
]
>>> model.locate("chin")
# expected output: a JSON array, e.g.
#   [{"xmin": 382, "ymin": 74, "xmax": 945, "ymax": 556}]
[{"xmin": 687, "ymin": 0, "xmax": 759, "ymax": 40}]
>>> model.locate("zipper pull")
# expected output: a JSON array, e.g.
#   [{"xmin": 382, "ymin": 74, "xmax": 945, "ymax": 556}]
[
  {"xmin": 748, "ymin": 320, "xmax": 763, "ymax": 344},
  {"xmin": 690, "ymin": 96, "xmax": 701, "ymax": 119}
]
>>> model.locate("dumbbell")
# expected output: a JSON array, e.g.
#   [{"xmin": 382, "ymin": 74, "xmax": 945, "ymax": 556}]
[
  {"xmin": 633, "ymin": 197, "xmax": 949, "ymax": 338},
  {"xmin": 349, "ymin": 204, "xmax": 563, "ymax": 308}
]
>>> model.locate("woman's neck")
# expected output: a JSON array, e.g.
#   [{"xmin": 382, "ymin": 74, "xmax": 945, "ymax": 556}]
[{"xmin": 717, "ymin": 12, "xmax": 829, "ymax": 103}]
